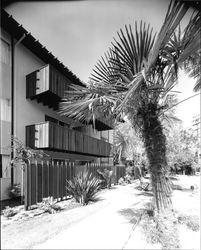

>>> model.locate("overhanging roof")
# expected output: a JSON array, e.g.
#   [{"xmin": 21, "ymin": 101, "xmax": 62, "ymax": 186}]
[{"xmin": 1, "ymin": 8, "xmax": 85, "ymax": 87}]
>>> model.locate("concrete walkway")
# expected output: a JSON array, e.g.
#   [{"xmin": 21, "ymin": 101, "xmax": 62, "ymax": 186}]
[{"xmin": 33, "ymin": 183, "xmax": 152, "ymax": 249}]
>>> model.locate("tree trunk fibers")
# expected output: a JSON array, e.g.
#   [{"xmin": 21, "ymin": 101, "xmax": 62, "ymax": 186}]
[{"xmin": 141, "ymin": 103, "xmax": 172, "ymax": 212}]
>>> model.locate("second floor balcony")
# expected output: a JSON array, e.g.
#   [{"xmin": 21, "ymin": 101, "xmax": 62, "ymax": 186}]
[
  {"xmin": 26, "ymin": 64, "xmax": 113, "ymax": 131},
  {"xmin": 26, "ymin": 121, "xmax": 112, "ymax": 157},
  {"xmin": 26, "ymin": 64, "xmax": 71, "ymax": 110}
]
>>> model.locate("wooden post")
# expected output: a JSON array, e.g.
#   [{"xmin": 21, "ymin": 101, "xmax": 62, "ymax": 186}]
[
  {"xmin": 24, "ymin": 161, "xmax": 29, "ymax": 210},
  {"xmin": 47, "ymin": 160, "xmax": 50, "ymax": 197},
  {"xmin": 35, "ymin": 159, "xmax": 38, "ymax": 203},
  {"xmin": 21, "ymin": 163, "xmax": 24, "ymax": 205},
  {"xmin": 57, "ymin": 161, "xmax": 59, "ymax": 201},
  {"xmin": 41, "ymin": 160, "xmax": 44, "ymax": 200}
]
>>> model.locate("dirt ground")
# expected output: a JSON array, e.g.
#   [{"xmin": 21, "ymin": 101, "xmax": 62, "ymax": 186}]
[{"xmin": 1, "ymin": 175, "xmax": 200, "ymax": 249}]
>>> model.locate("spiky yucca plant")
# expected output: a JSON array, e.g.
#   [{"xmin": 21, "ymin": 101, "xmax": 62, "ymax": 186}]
[
  {"xmin": 66, "ymin": 170, "xmax": 102, "ymax": 205},
  {"xmin": 60, "ymin": 1, "xmax": 200, "ymax": 212}
]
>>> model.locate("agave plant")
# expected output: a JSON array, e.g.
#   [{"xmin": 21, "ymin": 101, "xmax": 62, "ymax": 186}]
[
  {"xmin": 66, "ymin": 170, "xmax": 102, "ymax": 205},
  {"xmin": 97, "ymin": 168, "xmax": 113, "ymax": 188},
  {"xmin": 60, "ymin": 1, "xmax": 200, "ymax": 212}
]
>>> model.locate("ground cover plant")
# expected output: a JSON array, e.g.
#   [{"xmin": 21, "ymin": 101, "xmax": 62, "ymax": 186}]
[
  {"xmin": 141, "ymin": 210, "xmax": 180, "ymax": 249},
  {"xmin": 39, "ymin": 197, "xmax": 62, "ymax": 214},
  {"xmin": 66, "ymin": 170, "xmax": 103, "ymax": 205},
  {"xmin": 177, "ymin": 213, "xmax": 199, "ymax": 232},
  {"xmin": 2, "ymin": 206, "xmax": 18, "ymax": 218}
]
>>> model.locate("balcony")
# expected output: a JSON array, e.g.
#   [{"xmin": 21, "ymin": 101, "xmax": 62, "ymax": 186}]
[
  {"xmin": 26, "ymin": 65, "xmax": 113, "ymax": 130},
  {"xmin": 26, "ymin": 121, "xmax": 112, "ymax": 157},
  {"xmin": 26, "ymin": 64, "xmax": 71, "ymax": 110}
]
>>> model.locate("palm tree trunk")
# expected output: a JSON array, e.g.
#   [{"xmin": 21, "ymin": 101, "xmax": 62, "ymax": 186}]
[{"xmin": 141, "ymin": 103, "xmax": 172, "ymax": 212}]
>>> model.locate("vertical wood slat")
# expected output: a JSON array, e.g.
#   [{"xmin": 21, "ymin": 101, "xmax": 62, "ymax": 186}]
[
  {"xmin": 58, "ymin": 162, "xmax": 62, "ymax": 199},
  {"xmin": 38, "ymin": 162, "xmax": 42, "ymax": 202},
  {"xmin": 49, "ymin": 161, "xmax": 53, "ymax": 197},
  {"xmin": 53, "ymin": 162, "xmax": 57, "ymax": 199},
  {"xmin": 47, "ymin": 161, "xmax": 50, "ymax": 197},
  {"xmin": 64, "ymin": 161, "xmax": 67, "ymax": 198},
  {"xmin": 31, "ymin": 162, "xmax": 36, "ymax": 205},
  {"xmin": 42, "ymin": 161, "xmax": 48, "ymax": 198},
  {"xmin": 35, "ymin": 160, "xmax": 38, "ymax": 203},
  {"xmin": 61, "ymin": 162, "xmax": 64, "ymax": 198},
  {"xmin": 57, "ymin": 162, "xmax": 59, "ymax": 200},
  {"xmin": 24, "ymin": 161, "xmax": 29, "ymax": 210}
]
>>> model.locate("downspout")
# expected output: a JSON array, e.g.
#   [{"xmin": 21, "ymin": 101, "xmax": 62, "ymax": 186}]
[
  {"xmin": 10, "ymin": 34, "xmax": 26, "ymax": 185},
  {"xmin": 11, "ymin": 37, "xmax": 14, "ymax": 185}
]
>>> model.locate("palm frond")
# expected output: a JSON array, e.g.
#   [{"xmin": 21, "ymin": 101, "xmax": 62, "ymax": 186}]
[
  {"xmin": 60, "ymin": 0, "xmax": 194, "ymax": 128},
  {"xmin": 147, "ymin": 0, "xmax": 188, "ymax": 70},
  {"xmin": 91, "ymin": 22, "xmax": 156, "ymax": 84}
]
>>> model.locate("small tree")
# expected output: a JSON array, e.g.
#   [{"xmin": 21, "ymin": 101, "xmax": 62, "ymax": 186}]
[
  {"xmin": 8, "ymin": 137, "xmax": 49, "ymax": 200},
  {"xmin": 166, "ymin": 126, "xmax": 199, "ymax": 175}
]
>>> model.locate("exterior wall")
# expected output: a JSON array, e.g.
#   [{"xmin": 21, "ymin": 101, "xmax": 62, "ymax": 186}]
[
  {"xmin": 0, "ymin": 30, "xmax": 11, "ymax": 154},
  {"xmin": 14, "ymin": 43, "xmax": 105, "ymax": 145},
  {"xmin": 0, "ymin": 28, "xmax": 114, "ymax": 200},
  {"xmin": 0, "ymin": 30, "xmax": 12, "ymax": 200}
]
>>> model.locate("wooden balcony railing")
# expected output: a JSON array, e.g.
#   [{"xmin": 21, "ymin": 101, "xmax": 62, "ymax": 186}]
[
  {"xmin": 26, "ymin": 121, "xmax": 112, "ymax": 157},
  {"xmin": 26, "ymin": 64, "xmax": 71, "ymax": 109}
]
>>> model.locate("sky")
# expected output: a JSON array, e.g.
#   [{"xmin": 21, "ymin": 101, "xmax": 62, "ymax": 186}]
[{"xmin": 5, "ymin": 0, "xmax": 200, "ymax": 129}]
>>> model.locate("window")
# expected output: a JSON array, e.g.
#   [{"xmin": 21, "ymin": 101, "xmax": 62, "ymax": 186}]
[
  {"xmin": 0, "ymin": 38, "xmax": 10, "ymax": 65},
  {"xmin": 0, "ymin": 154, "xmax": 11, "ymax": 178},
  {"xmin": 0, "ymin": 98, "xmax": 11, "ymax": 122}
]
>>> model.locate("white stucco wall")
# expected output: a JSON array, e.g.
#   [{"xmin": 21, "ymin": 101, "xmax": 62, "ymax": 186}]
[
  {"xmin": 0, "ymin": 30, "xmax": 11, "ymax": 155},
  {"xmin": 1, "ymin": 28, "xmax": 114, "ymax": 200}
]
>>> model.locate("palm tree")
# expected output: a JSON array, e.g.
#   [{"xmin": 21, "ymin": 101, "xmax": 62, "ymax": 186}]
[
  {"xmin": 113, "ymin": 128, "xmax": 128, "ymax": 165},
  {"xmin": 60, "ymin": 1, "xmax": 200, "ymax": 212}
]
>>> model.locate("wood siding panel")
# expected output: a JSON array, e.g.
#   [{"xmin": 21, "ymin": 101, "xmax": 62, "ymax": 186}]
[{"xmin": 26, "ymin": 122, "xmax": 111, "ymax": 157}]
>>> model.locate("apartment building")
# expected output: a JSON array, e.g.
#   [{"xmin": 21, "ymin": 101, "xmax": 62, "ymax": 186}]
[{"xmin": 0, "ymin": 9, "xmax": 113, "ymax": 200}]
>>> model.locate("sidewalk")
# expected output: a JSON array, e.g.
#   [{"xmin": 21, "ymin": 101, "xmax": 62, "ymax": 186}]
[{"xmin": 33, "ymin": 183, "xmax": 151, "ymax": 249}]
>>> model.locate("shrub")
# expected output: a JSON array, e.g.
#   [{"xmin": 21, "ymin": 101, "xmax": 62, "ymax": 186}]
[
  {"xmin": 141, "ymin": 210, "xmax": 180, "ymax": 249},
  {"xmin": 124, "ymin": 174, "xmax": 132, "ymax": 184},
  {"xmin": 39, "ymin": 197, "xmax": 62, "ymax": 214},
  {"xmin": 66, "ymin": 170, "xmax": 102, "ymax": 205},
  {"xmin": 2, "ymin": 206, "xmax": 18, "ymax": 218},
  {"xmin": 8, "ymin": 184, "xmax": 21, "ymax": 198},
  {"xmin": 118, "ymin": 177, "xmax": 126, "ymax": 185},
  {"xmin": 177, "ymin": 214, "xmax": 199, "ymax": 231},
  {"xmin": 97, "ymin": 168, "xmax": 113, "ymax": 188}
]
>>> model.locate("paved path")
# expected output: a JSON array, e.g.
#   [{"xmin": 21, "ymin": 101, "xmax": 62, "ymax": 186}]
[{"xmin": 33, "ymin": 183, "xmax": 151, "ymax": 249}]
